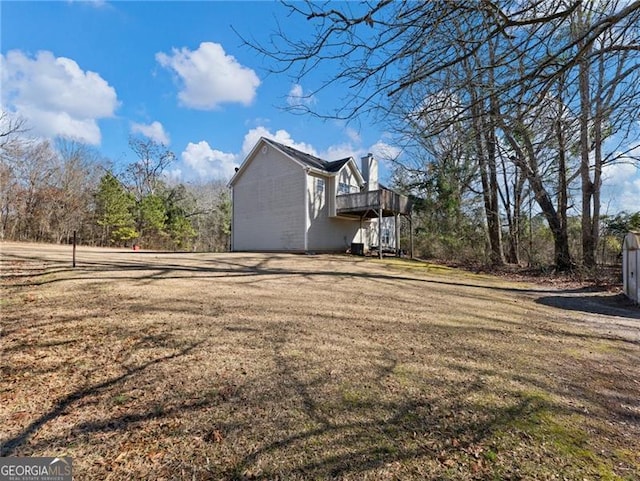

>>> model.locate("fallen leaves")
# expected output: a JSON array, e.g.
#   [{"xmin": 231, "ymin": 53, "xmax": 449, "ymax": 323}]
[{"xmin": 1, "ymin": 245, "xmax": 638, "ymax": 480}]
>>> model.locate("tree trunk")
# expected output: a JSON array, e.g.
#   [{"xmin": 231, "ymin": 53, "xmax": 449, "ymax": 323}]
[
  {"xmin": 499, "ymin": 121, "xmax": 573, "ymax": 270},
  {"xmin": 555, "ymin": 76, "xmax": 569, "ymax": 264},
  {"xmin": 509, "ymin": 172, "xmax": 525, "ymax": 265},
  {"xmin": 531, "ymin": 174, "xmax": 573, "ymax": 271},
  {"xmin": 485, "ymin": 45, "xmax": 505, "ymax": 266},
  {"xmin": 471, "ymin": 98, "xmax": 504, "ymax": 266},
  {"xmin": 573, "ymin": 1, "xmax": 601, "ymax": 268},
  {"xmin": 579, "ymin": 49, "xmax": 596, "ymax": 267}
]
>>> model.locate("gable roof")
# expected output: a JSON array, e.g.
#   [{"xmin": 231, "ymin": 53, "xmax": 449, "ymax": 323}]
[
  {"xmin": 229, "ymin": 136, "xmax": 364, "ymax": 186},
  {"xmin": 263, "ymin": 138, "xmax": 351, "ymax": 173}
]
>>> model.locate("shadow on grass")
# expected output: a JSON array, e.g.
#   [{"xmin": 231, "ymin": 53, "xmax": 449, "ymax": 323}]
[
  {"xmin": 2, "ymin": 249, "xmax": 638, "ymax": 478},
  {"xmin": 1, "ymin": 250, "xmax": 588, "ymax": 298},
  {"xmin": 221, "ymin": 328, "xmax": 562, "ymax": 480},
  {"xmin": 536, "ymin": 293, "xmax": 640, "ymax": 320},
  {"xmin": 2, "ymin": 302, "xmax": 637, "ymax": 479},
  {"xmin": 0, "ymin": 341, "xmax": 204, "ymax": 456}
]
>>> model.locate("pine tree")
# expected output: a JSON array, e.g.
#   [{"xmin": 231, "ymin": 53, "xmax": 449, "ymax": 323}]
[{"xmin": 95, "ymin": 173, "xmax": 137, "ymax": 245}]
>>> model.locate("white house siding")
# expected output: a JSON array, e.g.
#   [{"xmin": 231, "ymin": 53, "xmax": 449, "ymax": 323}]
[
  {"xmin": 366, "ymin": 217, "xmax": 396, "ymax": 249},
  {"xmin": 337, "ymin": 165, "xmax": 362, "ymax": 194},
  {"xmin": 327, "ymin": 176, "xmax": 337, "ymax": 217},
  {"xmin": 307, "ymin": 173, "xmax": 363, "ymax": 251},
  {"xmin": 329, "ymin": 165, "xmax": 363, "ymax": 217},
  {"xmin": 232, "ymin": 148, "xmax": 306, "ymax": 251}
]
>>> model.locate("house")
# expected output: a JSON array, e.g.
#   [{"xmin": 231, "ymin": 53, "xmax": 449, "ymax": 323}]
[{"xmin": 228, "ymin": 137, "xmax": 412, "ymax": 256}]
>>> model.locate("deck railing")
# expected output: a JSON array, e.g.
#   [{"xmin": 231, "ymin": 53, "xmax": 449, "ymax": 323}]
[{"xmin": 335, "ymin": 188, "xmax": 411, "ymax": 215}]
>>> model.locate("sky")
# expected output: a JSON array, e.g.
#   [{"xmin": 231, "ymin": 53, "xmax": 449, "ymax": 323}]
[{"xmin": 1, "ymin": 0, "xmax": 638, "ymax": 214}]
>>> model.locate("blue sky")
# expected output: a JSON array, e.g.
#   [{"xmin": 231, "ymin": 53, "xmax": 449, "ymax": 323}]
[
  {"xmin": 1, "ymin": 1, "xmax": 394, "ymax": 180},
  {"xmin": 1, "ymin": 0, "xmax": 638, "ymax": 213}
]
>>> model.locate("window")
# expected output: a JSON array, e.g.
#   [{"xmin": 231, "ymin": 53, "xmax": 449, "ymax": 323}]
[
  {"xmin": 382, "ymin": 228, "xmax": 391, "ymax": 246},
  {"xmin": 338, "ymin": 182, "xmax": 357, "ymax": 194},
  {"xmin": 316, "ymin": 177, "xmax": 325, "ymax": 194}
]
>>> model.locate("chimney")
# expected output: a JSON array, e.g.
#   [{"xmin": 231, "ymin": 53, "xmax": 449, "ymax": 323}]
[{"xmin": 361, "ymin": 153, "xmax": 378, "ymax": 191}]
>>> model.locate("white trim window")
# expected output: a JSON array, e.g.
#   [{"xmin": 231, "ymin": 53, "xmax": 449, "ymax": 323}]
[
  {"xmin": 338, "ymin": 182, "xmax": 358, "ymax": 194},
  {"xmin": 382, "ymin": 227, "xmax": 391, "ymax": 246}
]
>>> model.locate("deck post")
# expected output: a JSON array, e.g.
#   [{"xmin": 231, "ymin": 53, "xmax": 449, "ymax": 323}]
[
  {"xmin": 335, "ymin": 188, "xmax": 412, "ymax": 259},
  {"xmin": 409, "ymin": 213, "xmax": 414, "ymax": 259},
  {"xmin": 395, "ymin": 213, "xmax": 400, "ymax": 256},
  {"xmin": 378, "ymin": 208, "xmax": 383, "ymax": 259}
]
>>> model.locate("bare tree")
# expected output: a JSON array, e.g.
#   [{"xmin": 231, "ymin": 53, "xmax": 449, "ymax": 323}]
[
  {"xmin": 186, "ymin": 180, "xmax": 231, "ymax": 252},
  {"xmin": 243, "ymin": 0, "xmax": 640, "ymax": 269},
  {"xmin": 571, "ymin": 1, "xmax": 640, "ymax": 266},
  {"xmin": 0, "ymin": 113, "xmax": 30, "ymax": 239},
  {"xmin": 126, "ymin": 136, "xmax": 176, "ymax": 200},
  {"xmin": 498, "ymin": 106, "xmax": 576, "ymax": 270},
  {"xmin": 0, "ymin": 158, "xmax": 17, "ymax": 240},
  {"xmin": 0, "ymin": 111, "xmax": 28, "ymax": 151},
  {"xmin": 0, "ymin": 126, "xmax": 103, "ymax": 244},
  {"xmin": 4, "ymin": 140, "xmax": 59, "ymax": 241},
  {"xmin": 51, "ymin": 139, "xmax": 103, "ymax": 243}
]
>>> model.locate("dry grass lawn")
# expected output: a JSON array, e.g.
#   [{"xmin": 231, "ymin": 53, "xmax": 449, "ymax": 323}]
[{"xmin": 1, "ymin": 241, "xmax": 639, "ymax": 480}]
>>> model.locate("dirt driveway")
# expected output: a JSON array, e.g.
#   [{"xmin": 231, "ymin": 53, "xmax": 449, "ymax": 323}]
[{"xmin": 1, "ymin": 242, "xmax": 639, "ymax": 480}]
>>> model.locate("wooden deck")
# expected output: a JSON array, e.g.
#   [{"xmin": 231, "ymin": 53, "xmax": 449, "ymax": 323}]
[{"xmin": 335, "ymin": 188, "xmax": 412, "ymax": 218}]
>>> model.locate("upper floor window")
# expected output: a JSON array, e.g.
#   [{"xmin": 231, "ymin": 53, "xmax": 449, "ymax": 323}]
[
  {"xmin": 316, "ymin": 177, "xmax": 325, "ymax": 195},
  {"xmin": 338, "ymin": 182, "xmax": 358, "ymax": 194}
]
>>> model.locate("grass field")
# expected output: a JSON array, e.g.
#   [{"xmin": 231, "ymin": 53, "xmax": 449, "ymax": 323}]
[{"xmin": 1, "ymin": 241, "xmax": 639, "ymax": 480}]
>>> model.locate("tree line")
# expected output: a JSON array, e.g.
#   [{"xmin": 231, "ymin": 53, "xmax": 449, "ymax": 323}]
[
  {"xmin": 0, "ymin": 113, "xmax": 230, "ymax": 251},
  {"xmin": 252, "ymin": 0, "xmax": 640, "ymax": 270},
  {"xmin": 3, "ymin": 0, "xmax": 640, "ymax": 267}
]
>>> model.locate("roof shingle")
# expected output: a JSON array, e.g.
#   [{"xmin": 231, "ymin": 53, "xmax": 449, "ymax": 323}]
[{"xmin": 264, "ymin": 138, "xmax": 351, "ymax": 175}]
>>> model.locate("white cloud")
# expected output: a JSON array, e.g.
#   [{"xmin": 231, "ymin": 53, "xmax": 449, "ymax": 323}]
[
  {"xmin": 286, "ymin": 83, "xmax": 315, "ymax": 109},
  {"xmin": 156, "ymin": 42, "xmax": 260, "ymax": 110},
  {"xmin": 618, "ymin": 177, "xmax": 640, "ymax": 212},
  {"xmin": 178, "ymin": 127, "xmax": 316, "ymax": 182},
  {"xmin": 345, "ymin": 127, "xmax": 361, "ymax": 144},
  {"xmin": 163, "ymin": 167, "xmax": 183, "ymax": 184},
  {"xmin": 603, "ymin": 161, "xmax": 638, "ymax": 185},
  {"xmin": 369, "ymin": 141, "xmax": 401, "ymax": 161},
  {"xmin": 238, "ymin": 127, "xmax": 402, "ymax": 174},
  {"xmin": 67, "ymin": 0, "xmax": 109, "ymax": 8},
  {"xmin": 318, "ymin": 139, "xmax": 401, "ymax": 165},
  {"xmin": 131, "ymin": 121, "xmax": 170, "ymax": 145},
  {"xmin": 178, "ymin": 126, "xmax": 403, "ymax": 185},
  {"xmin": 0, "ymin": 50, "xmax": 118, "ymax": 145},
  {"xmin": 321, "ymin": 143, "xmax": 359, "ymax": 161},
  {"xmin": 241, "ymin": 126, "xmax": 317, "ymax": 158},
  {"xmin": 182, "ymin": 141, "xmax": 238, "ymax": 180},
  {"xmin": 602, "ymin": 160, "xmax": 640, "ymax": 213}
]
